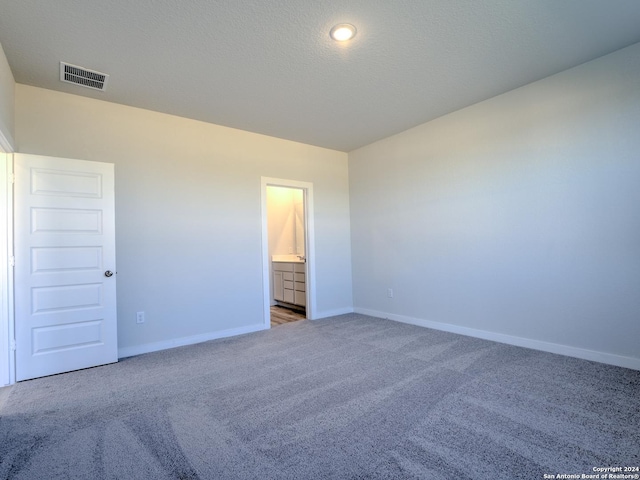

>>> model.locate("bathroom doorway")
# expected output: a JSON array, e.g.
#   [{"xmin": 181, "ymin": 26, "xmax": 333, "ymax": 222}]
[{"xmin": 260, "ymin": 178, "xmax": 316, "ymax": 328}]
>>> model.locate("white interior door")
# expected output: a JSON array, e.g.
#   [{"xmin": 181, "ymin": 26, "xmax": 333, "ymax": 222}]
[{"xmin": 14, "ymin": 153, "xmax": 117, "ymax": 381}]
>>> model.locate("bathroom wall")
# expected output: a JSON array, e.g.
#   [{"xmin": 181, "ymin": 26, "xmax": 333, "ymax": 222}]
[
  {"xmin": 267, "ymin": 186, "xmax": 298, "ymax": 257},
  {"xmin": 293, "ymin": 191, "xmax": 304, "ymax": 256}
]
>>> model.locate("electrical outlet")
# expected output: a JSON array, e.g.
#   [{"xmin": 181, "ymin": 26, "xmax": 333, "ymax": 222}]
[
  {"xmin": 136, "ymin": 311, "xmax": 145, "ymax": 324},
  {"xmin": 387, "ymin": 288, "xmax": 394, "ymax": 298}
]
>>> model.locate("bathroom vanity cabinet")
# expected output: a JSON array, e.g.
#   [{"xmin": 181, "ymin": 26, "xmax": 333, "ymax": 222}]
[{"xmin": 273, "ymin": 261, "xmax": 306, "ymax": 308}]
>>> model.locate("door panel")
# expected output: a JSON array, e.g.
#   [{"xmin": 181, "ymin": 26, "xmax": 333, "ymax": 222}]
[{"xmin": 14, "ymin": 153, "xmax": 117, "ymax": 381}]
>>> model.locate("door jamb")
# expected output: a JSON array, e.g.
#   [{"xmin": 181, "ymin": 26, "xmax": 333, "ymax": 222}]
[
  {"xmin": 0, "ymin": 131, "xmax": 15, "ymax": 386},
  {"xmin": 260, "ymin": 177, "xmax": 316, "ymax": 327}
]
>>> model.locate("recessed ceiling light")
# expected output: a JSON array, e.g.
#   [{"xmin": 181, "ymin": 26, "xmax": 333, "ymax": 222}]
[{"xmin": 330, "ymin": 23, "xmax": 357, "ymax": 42}]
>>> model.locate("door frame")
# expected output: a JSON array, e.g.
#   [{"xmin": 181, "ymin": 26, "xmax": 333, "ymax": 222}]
[
  {"xmin": 0, "ymin": 132, "xmax": 15, "ymax": 386},
  {"xmin": 260, "ymin": 177, "xmax": 316, "ymax": 327}
]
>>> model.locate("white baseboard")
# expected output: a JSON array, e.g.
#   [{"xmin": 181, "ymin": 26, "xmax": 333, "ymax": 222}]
[
  {"xmin": 313, "ymin": 307, "xmax": 354, "ymax": 320},
  {"xmin": 354, "ymin": 308, "xmax": 640, "ymax": 371},
  {"xmin": 118, "ymin": 323, "xmax": 267, "ymax": 359}
]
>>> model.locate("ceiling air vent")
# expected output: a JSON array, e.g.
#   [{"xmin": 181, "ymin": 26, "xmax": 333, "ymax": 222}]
[{"xmin": 60, "ymin": 62, "xmax": 109, "ymax": 91}]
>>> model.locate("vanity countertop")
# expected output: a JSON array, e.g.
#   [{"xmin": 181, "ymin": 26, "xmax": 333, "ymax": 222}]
[{"xmin": 272, "ymin": 254, "xmax": 304, "ymax": 263}]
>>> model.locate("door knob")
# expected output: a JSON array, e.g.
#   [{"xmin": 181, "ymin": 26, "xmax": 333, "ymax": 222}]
[{"xmin": 104, "ymin": 270, "xmax": 114, "ymax": 277}]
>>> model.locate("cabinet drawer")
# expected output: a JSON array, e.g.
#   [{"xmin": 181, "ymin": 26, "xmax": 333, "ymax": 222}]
[
  {"xmin": 294, "ymin": 281, "xmax": 305, "ymax": 292},
  {"xmin": 294, "ymin": 290, "xmax": 306, "ymax": 306},
  {"xmin": 273, "ymin": 262, "xmax": 294, "ymax": 272},
  {"xmin": 283, "ymin": 272, "xmax": 294, "ymax": 281},
  {"xmin": 294, "ymin": 273, "xmax": 305, "ymax": 283},
  {"xmin": 284, "ymin": 280, "xmax": 294, "ymax": 290},
  {"xmin": 294, "ymin": 264, "xmax": 305, "ymax": 273}
]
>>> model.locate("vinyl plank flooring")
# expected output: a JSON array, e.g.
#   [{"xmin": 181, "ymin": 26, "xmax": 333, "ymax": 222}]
[{"xmin": 271, "ymin": 306, "xmax": 305, "ymax": 327}]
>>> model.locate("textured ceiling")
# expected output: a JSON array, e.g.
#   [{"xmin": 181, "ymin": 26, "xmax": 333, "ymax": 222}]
[{"xmin": 1, "ymin": 0, "xmax": 640, "ymax": 152}]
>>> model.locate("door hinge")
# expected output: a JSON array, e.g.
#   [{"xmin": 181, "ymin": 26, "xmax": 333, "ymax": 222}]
[
  {"xmin": 9, "ymin": 255, "xmax": 15, "ymax": 267},
  {"xmin": 8, "ymin": 173, "xmax": 15, "ymax": 184},
  {"xmin": 10, "ymin": 339, "xmax": 16, "ymax": 352}
]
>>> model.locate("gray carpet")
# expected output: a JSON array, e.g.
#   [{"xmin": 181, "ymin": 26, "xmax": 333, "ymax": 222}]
[{"xmin": 0, "ymin": 314, "xmax": 638, "ymax": 479}]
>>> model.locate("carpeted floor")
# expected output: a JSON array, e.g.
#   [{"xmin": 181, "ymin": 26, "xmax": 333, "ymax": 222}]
[{"xmin": 0, "ymin": 313, "xmax": 638, "ymax": 479}]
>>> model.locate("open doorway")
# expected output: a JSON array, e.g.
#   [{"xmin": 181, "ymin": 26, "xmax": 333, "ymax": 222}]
[
  {"xmin": 261, "ymin": 178, "xmax": 315, "ymax": 328},
  {"xmin": 267, "ymin": 185, "xmax": 306, "ymax": 326}
]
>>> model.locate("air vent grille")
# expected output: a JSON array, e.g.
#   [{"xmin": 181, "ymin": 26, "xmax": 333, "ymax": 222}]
[{"xmin": 60, "ymin": 62, "xmax": 109, "ymax": 91}]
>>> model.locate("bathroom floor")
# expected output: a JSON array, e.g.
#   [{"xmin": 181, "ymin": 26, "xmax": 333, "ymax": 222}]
[{"xmin": 270, "ymin": 306, "xmax": 306, "ymax": 327}]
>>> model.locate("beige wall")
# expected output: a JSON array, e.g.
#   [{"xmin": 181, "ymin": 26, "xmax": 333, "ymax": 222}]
[
  {"xmin": 16, "ymin": 85, "xmax": 353, "ymax": 356},
  {"xmin": 0, "ymin": 42, "xmax": 15, "ymax": 148},
  {"xmin": 349, "ymin": 42, "xmax": 640, "ymax": 368}
]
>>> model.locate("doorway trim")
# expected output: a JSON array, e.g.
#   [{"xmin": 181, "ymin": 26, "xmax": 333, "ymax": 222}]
[
  {"xmin": 260, "ymin": 177, "xmax": 316, "ymax": 327},
  {"xmin": 0, "ymin": 130, "xmax": 15, "ymax": 386}
]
